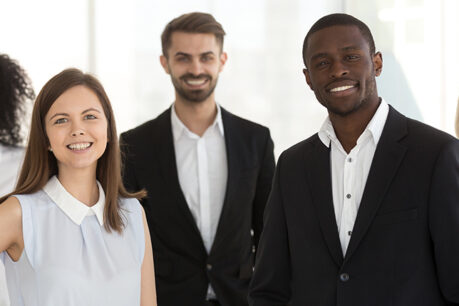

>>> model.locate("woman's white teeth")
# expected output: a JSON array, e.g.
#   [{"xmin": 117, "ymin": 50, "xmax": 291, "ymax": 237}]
[
  {"xmin": 186, "ymin": 79, "xmax": 206, "ymax": 86},
  {"xmin": 330, "ymin": 85, "xmax": 355, "ymax": 92},
  {"xmin": 68, "ymin": 143, "xmax": 91, "ymax": 150}
]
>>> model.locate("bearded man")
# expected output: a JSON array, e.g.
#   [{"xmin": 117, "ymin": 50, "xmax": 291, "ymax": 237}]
[{"xmin": 120, "ymin": 12, "xmax": 275, "ymax": 306}]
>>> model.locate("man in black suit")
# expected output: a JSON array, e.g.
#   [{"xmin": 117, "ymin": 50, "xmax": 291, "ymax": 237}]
[
  {"xmin": 120, "ymin": 12, "xmax": 275, "ymax": 306},
  {"xmin": 249, "ymin": 13, "xmax": 459, "ymax": 306}
]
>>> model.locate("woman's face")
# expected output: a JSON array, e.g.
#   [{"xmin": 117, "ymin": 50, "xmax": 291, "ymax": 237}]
[{"xmin": 45, "ymin": 85, "xmax": 108, "ymax": 175}]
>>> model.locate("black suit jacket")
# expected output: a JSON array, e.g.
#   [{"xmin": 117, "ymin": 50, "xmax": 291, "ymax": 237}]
[
  {"xmin": 120, "ymin": 107, "xmax": 275, "ymax": 306},
  {"xmin": 249, "ymin": 106, "xmax": 459, "ymax": 306}
]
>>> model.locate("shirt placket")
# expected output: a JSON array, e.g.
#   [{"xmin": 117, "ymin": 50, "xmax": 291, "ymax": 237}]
[
  {"xmin": 197, "ymin": 137, "xmax": 211, "ymax": 253},
  {"xmin": 341, "ymin": 149, "xmax": 358, "ymax": 255}
]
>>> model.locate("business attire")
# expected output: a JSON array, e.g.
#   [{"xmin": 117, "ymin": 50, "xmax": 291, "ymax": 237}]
[
  {"xmin": 249, "ymin": 101, "xmax": 459, "ymax": 306},
  {"xmin": 1, "ymin": 176, "xmax": 145, "ymax": 306},
  {"xmin": 120, "ymin": 105, "xmax": 275, "ymax": 306},
  {"xmin": 0, "ymin": 144, "xmax": 24, "ymax": 306}
]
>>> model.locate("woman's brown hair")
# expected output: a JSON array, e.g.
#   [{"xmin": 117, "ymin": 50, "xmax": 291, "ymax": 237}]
[{"xmin": 0, "ymin": 68, "xmax": 145, "ymax": 233}]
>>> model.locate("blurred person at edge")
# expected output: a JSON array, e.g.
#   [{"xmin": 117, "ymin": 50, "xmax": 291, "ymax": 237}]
[
  {"xmin": 0, "ymin": 68, "xmax": 157, "ymax": 306},
  {"xmin": 120, "ymin": 12, "xmax": 275, "ymax": 306},
  {"xmin": 0, "ymin": 53, "xmax": 35, "ymax": 306},
  {"xmin": 0, "ymin": 54, "xmax": 34, "ymax": 197}
]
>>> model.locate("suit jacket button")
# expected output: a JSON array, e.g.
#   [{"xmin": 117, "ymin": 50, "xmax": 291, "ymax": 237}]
[
  {"xmin": 206, "ymin": 264, "xmax": 213, "ymax": 271},
  {"xmin": 340, "ymin": 273, "xmax": 350, "ymax": 282}
]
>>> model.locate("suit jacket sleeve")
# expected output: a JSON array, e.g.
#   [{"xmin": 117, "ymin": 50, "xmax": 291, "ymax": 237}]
[
  {"xmin": 119, "ymin": 132, "xmax": 140, "ymax": 195},
  {"xmin": 429, "ymin": 138, "xmax": 459, "ymax": 303},
  {"xmin": 249, "ymin": 153, "xmax": 291, "ymax": 306},
  {"xmin": 252, "ymin": 130, "xmax": 276, "ymax": 250}
]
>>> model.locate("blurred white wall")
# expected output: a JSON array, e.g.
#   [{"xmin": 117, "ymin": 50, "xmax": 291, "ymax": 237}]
[
  {"xmin": 1, "ymin": 0, "xmax": 458, "ymax": 158},
  {"xmin": 91, "ymin": 0, "xmax": 343, "ymax": 157}
]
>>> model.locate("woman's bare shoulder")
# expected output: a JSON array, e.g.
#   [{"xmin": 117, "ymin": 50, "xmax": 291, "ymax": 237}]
[
  {"xmin": 0, "ymin": 196, "xmax": 22, "ymax": 218},
  {"xmin": 0, "ymin": 196, "xmax": 23, "ymax": 255}
]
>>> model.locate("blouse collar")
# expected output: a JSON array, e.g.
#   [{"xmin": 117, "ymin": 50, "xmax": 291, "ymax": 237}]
[{"xmin": 43, "ymin": 175, "xmax": 105, "ymax": 226}]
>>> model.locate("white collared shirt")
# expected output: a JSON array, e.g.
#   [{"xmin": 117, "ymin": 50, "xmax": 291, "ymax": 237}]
[
  {"xmin": 318, "ymin": 99, "xmax": 389, "ymax": 255},
  {"xmin": 43, "ymin": 175, "xmax": 105, "ymax": 225},
  {"xmin": 1, "ymin": 176, "xmax": 145, "ymax": 306},
  {"xmin": 171, "ymin": 103, "xmax": 228, "ymax": 299}
]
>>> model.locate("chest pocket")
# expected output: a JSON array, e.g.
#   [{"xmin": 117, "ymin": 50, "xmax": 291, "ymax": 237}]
[{"xmin": 374, "ymin": 208, "xmax": 418, "ymax": 226}]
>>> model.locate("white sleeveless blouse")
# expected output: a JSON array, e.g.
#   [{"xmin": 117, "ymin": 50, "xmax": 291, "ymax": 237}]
[{"xmin": 0, "ymin": 176, "xmax": 145, "ymax": 306}]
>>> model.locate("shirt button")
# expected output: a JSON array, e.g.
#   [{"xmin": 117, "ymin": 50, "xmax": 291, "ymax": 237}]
[
  {"xmin": 348, "ymin": 231, "xmax": 352, "ymax": 236},
  {"xmin": 348, "ymin": 157, "xmax": 352, "ymax": 162},
  {"xmin": 206, "ymin": 264, "xmax": 212, "ymax": 271},
  {"xmin": 346, "ymin": 194, "xmax": 352, "ymax": 199},
  {"xmin": 340, "ymin": 273, "xmax": 350, "ymax": 282}
]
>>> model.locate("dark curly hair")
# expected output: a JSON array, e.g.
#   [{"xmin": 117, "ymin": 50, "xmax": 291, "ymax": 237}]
[{"xmin": 0, "ymin": 54, "xmax": 35, "ymax": 146}]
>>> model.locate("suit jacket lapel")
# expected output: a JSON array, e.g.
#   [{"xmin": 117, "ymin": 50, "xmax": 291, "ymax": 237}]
[
  {"xmin": 209, "ymin": 108, "xmax": 237, "ymax": 255},
  {"xmin": 157, "ymin": 108, "xmax": 204, "ymax": 246},
  {"xmin": 345, "ymin": 106, "xmax": 408, "ymax": 261},
  {"xmin": 307, "ymin": 137, "xmax": 344, "ymax": 267}
]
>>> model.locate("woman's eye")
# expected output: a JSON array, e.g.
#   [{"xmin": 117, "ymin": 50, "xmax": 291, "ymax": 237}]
[
  {"xmin": 54, "ymin": 118, "xmax": 68, "ymax": 124},
  {"xmin": 84, "ymin": 114, "xmax": 97, "ymax": 120}
]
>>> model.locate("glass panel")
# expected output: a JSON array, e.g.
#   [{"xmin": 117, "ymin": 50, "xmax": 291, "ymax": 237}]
[{"xmin": 346, "ymin": 0, "xmax": 458, "ymax": 135}]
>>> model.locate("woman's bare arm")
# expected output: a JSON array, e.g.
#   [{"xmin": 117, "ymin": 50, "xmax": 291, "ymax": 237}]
[
  {"xmin": 140, "ymin": 207, "xmax": 157, "ymax": 306},
  {"xmin": 0, "ymin": 197, "xmax": 23, "ymax": 261}
]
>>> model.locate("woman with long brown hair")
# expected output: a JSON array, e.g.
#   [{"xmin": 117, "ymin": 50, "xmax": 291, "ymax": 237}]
[{"xmin": 0, "ymin": 68, "xmax": 157, "ymax": 305}]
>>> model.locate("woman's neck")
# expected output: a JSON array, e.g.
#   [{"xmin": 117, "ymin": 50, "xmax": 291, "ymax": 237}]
[{"xmin": 56, "ymin": 167, "xmax": 99, "ymax": 206}]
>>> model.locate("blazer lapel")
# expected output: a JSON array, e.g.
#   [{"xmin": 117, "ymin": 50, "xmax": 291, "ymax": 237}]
[
  {"xmin": 307, "ymin": 137, "xmax": 344, "ymax": 267},
  {"xmin": 209, "ymin": 108, "xmax": 237, "ymax": 254},
  {"xmin": 345, "ymin": 106, "xmax": 408, "ymax": 261},
  {"xmin": 157, "ymin": 109, "xmax": 204, "ymax": 245}
]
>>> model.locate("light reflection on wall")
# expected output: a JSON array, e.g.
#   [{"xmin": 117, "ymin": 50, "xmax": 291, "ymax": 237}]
[{"xmin": 347, "ymin": 0, "xmax": 459, "ymax": 134}]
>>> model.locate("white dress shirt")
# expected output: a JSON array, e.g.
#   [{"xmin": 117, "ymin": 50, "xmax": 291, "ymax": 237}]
[
  {"xmin": 1, "ymin": 176, "xmax": 145, "ymax": 306},
  {"xmin": 171, "ymin": 103, "xmax": 227, "ymax": 299},
  {"xmin": 318, "ymin": 99, "xmax": 389, "ymax": 255}
]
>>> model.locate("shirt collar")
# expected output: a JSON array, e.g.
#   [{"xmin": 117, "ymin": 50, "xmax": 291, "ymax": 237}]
[
  {"xmin": 318, "ymin": 98, "xmax": 389, "ymax": 148},
  {"xmin": 170, "ymin": 103, "xmax": 224, "ymax": 141},
  {"xmin": 364, "ymin": 98, "xmax": 389, "ymax": 145},
  {"xmin": 318, "ymin": 117, "xmax": 336, "ymax": 148},
  {"xmin": 43, "ymin": 175, "xmax": 105, "ymax": 226}
]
